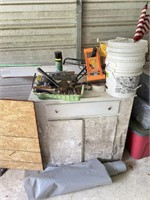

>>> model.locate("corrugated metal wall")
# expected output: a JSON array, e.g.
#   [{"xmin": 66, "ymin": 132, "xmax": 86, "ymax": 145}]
[
  {"xmin": 0, "ymin": 0, "xmax": 77, "ymax": 64},
  {"xmin": 0, "ymin": 0, "xmax": 150, "ymax": 64},
  {"xmin": 82, "ymin": 0, "xmax": 150, "ymax": 50}
]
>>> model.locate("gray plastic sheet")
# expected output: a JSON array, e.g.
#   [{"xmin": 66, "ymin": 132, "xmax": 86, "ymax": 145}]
[
  {"xmin": 103, "ymin": 160, "xmax": 127, "ymax": 176},
  {"xmin": 132, "ymin": 96, "xmax": 150, "ymax": 129},
  {"xmin": 24, "ymin": 159, "xmax": 126, "ymax": 200},
  {"xmin": 137, "ymin": 63, "xmax": 150, "ymax": 102}
]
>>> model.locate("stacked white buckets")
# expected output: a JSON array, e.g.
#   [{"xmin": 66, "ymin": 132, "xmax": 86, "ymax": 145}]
[{"xmin": 105, "ymin": 37, "xmax": 148, "ymax": 98}]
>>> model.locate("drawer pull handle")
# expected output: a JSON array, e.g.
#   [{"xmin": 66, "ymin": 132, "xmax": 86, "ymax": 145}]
[
  {"xmin": 55, "ymin": 110, "xmax": 59, "ymax": 113},
  {"xmin": 108, "ymin": 107, "xmax": 112, "ymax": 110}
]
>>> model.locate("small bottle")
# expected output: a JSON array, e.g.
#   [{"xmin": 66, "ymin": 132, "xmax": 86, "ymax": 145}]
[{"xmin": 54, "ymin": 51, "xmax": 63, "ymax": 72}]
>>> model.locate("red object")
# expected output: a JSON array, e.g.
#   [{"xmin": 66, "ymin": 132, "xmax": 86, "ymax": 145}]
[
  {"xmin": 126, "ymin": 120, "xmax": 150, "ymax": 159},
  {"xmin": 134, "ymin": 3, "xmax": 150, "ymax": 42}
]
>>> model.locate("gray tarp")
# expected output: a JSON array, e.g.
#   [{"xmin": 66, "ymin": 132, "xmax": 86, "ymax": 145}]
[
  {"xmin": 24, "ymin": 159, "xmax": 126, "ymax": 200},
  {"xmin": 103, "ymin": 160, "xmax": 127, "ymax": 176}
]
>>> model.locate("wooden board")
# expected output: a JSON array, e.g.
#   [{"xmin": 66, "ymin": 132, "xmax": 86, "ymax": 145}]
[{"xmin": 0, "ymin": 100, "xmax": 43, "ymax": 170}]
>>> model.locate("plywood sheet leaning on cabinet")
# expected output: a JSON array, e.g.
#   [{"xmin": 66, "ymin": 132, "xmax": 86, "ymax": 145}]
[{"xmin": 0, "ymin": 100, "xmax": 43, "ymax": 170}]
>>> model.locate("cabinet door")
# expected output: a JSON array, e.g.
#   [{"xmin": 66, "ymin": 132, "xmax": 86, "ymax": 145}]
[
  {"xmin": 48, "ymin": 120, "xmax": 83, "ymax": 165},
  {"xmin": 84, "ymin": 116, "xmax": 118, "ymax": 160}
]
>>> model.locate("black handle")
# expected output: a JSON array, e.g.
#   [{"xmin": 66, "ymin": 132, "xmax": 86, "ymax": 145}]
[
  {"xmin": 91, "ymin": 47, "xmax": 97, "ymax": 57},
  {"xmin": 37, "ymin": 68, "xmax": 60, "ymax": 88},
  {"xmin": 35, "ymin": 88, "xmax": 52, "ymax": 94},
  {"xmin": 63, "ymin": 57, "xmax": 85, "ymax": 65}
]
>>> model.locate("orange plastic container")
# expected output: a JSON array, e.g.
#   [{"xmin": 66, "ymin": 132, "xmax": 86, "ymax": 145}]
[{"xmin": 84, "ymin": 47, "xmax": 105, "ymax": 82}]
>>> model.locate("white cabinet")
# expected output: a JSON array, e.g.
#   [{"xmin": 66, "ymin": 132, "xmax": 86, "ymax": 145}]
[{"xmin": 29, "ymin": 91, "xmax": 134, "ymax": 167}]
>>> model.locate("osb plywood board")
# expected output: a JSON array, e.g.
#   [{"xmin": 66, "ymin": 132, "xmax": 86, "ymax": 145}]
[{"xmin": 0, "ymin": 100, "xmax": 43, "ymax": 170}]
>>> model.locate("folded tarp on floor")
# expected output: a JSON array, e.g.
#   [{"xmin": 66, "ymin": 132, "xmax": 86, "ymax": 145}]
[{"xmin": 24, "ymin": 159, "xmax": 126, "ymax": 200}]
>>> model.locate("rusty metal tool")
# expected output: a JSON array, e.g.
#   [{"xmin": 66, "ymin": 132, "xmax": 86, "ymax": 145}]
[{"xmin": 37, "ymin": 68, "xmax": 60, "ymax": 88}]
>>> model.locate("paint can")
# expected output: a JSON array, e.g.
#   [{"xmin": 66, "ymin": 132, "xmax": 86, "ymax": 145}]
[{"xmin": 54, "ymin": 51, "xmax": 63, "ymax": 72}]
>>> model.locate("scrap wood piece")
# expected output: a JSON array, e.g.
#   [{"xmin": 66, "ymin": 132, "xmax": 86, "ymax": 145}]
[
  {"xmin": 0, "ymin": 150, "xmax": 42, "ymax": 163},
  {"xmin": 0, "ymin": 100, "xmax": 38, "ymax": 138},
  {"xmin": 0, "ymin": 100, "xmax": 43, "ymax": 170}
]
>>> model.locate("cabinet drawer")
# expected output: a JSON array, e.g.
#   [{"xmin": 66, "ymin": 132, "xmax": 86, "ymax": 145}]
[{"xmin": 46, "ymin": 101, "xmax": 120, "ymax": 120}]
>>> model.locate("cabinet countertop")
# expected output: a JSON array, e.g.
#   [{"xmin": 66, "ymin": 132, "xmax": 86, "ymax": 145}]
[{"xmin": 28, "ymin": 90, "xmax": 134, "ymax": 104}]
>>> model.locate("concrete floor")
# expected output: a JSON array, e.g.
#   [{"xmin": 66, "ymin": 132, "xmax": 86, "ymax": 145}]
[{"xmin": 0, "ymin": 151, "xmax": 150, "ymax": 200}]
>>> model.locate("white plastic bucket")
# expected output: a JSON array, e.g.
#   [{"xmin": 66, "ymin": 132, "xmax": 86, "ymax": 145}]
[
  {"xmin": 106, "ymin": 53, "xmax": 145, "ymax": 63},
  {"xmin": 106, "ymin": 46, "xmax": 148, "ymax": 54},
  {"xmin": 107, "ymin": 38, "xmax": 148, "ymax": 49},
  {"xmin": 107, "ymin": 38, "xmax": 148, "ymax": 54},
  {"xmin": 106, "ymin": 51, "xmax": 145, "ymax": 57},
  {"xmin": 105, "ymin": 67, "xmax": 142, "ymax": 98},
  {"xmin": 106, "ymin": 58, "xmax": 145, "ymax": 71},
  {"xmin": 106, "ymin": 63, "xmax": 143, "ymax": 74}
]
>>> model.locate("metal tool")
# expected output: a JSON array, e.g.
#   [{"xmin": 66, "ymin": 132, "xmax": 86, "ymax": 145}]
[
  {"xmin": 37, "ymin": 68, "xmax": 60, "ymax": 88},
  {"xmin": 63, "ymin": 57, "xmax": 85, "ymax": 66},
  {"xmin": 63, "ymin": 57, "xmax": 87, "ymax": 83},
  {"xmin": 36, "ymin": 68, "xmax": 77, "ymax": 95},
  {"xmin": 34, "ymin": 88, "xmax": 53, "ymax": 94},
  {"xmin": 63, "ymin": 48, "xmax": 106, "ymax": 83}
]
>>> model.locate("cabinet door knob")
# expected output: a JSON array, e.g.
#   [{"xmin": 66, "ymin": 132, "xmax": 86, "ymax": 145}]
[{"xmin": 108, "ymin": 106, "xmax": 112, "ymax": 110}]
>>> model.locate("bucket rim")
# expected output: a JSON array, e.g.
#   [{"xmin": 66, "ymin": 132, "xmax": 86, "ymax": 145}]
[
  {"xmin": 106, "ymin": 66, "xmax": 143, "ymax": 76},
  {"xmin": 106, "ymin": 52, "xmax": 145, "ymax": 58},
  {"xmin": 106, "ymin": 46, "xmax": 148, "ymax": 53},
  {"xmin": 106, "ymin": 58, "xmax": 145, "ymax": 65},
  {"xmin": 108, "ymin": 38, "xmax": 148, "ymax": 48},
  {"xmin": 107, "ymin": 55, "xmax": 145, "ymax": 61}
]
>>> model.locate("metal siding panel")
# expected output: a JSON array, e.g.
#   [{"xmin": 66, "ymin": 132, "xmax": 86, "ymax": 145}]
[
  {"xmin": 0, "ymin": 48, "xmax": 76, "ymax": 65},
  {"xmin": 83, "ymin": 0, "xmax": 150, "ymax": 3},
  {"xmin": 0, "ymin": 0, "xmax": 149, "ymax": 64},
  {"xmin": 82, "ymin": 1, "xmax": 150, "ymax": 49},
  {"xmin": 1, "ymin": 0, "xmax": 76, "ymax": 3},
  {"xmin": 0, "ymin": 1, "xmax": 77, "ymax": 64}
]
